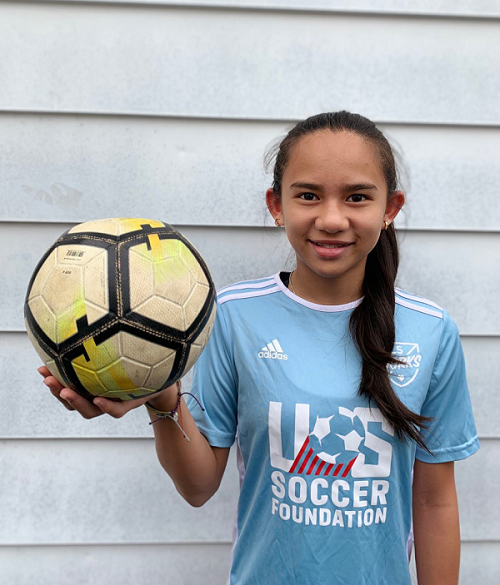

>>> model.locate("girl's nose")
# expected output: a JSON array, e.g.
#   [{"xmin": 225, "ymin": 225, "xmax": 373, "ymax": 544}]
[{"xmin": 314, "ymin": 202, "xmax": 349, "ymax": 232}]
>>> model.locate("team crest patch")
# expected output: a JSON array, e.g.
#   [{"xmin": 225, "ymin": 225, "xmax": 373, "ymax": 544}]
[{"xmin": 389, "ymin": 342, "xmax": 422, "ymax": 387}]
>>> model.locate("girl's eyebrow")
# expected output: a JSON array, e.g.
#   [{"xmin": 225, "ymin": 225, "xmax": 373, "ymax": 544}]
[
  {"xmin": 289, "ymin": 181, "xmax": 322, "ymax": 191},
  {"xmin": 344, "ymin": 182, "xmax": 378, "ymax": 192},
  {"xmin": 289, "ymin": 181, "xmax": 378, "ymax": 192}
]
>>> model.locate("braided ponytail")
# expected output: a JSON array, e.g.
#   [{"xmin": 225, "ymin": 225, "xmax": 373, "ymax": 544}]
[{"xmin": 350, "ymin": 223, "xmax": 431, "ymax": 451}]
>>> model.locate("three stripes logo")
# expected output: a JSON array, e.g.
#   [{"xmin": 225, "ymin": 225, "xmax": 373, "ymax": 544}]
[{"xmin": 258, "ymin": 338, "xmax": 288, "ymax": 360}]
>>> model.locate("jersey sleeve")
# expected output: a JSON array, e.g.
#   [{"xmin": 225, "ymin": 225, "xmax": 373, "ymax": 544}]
[
  {"xmin": 415, "ymin": 311, "xmax": 480, "ymax": 463},
  {"xmin": 185, "ymin": 301, "xmax": 238, "ymax": 448}
]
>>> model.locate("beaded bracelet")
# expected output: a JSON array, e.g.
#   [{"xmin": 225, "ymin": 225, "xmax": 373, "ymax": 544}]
[{"xmin": 145, "ymin": 381, "xmax": 205, "ymax": 442}]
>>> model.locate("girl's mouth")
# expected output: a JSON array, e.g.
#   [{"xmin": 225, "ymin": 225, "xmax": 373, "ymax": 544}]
[
  {"xmin": 309, "ymin": 240, "xmax": 353, "ymax": 258},
  {"xmin": 312, "ymin": 242, "xmax": 351, "ymax": 248},
  {"xmin": 309, "ymin": 240, "xmax": 352, "ymax": 248}
]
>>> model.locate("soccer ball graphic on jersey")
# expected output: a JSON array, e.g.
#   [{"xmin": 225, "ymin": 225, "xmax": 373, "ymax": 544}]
[
  {"xmin": 308, "ymin": 408, "xmax": 367, "ymax": 466},
  {"xmin": 25, "ymin": 218, "xmax": 216, "ymax": 401}
]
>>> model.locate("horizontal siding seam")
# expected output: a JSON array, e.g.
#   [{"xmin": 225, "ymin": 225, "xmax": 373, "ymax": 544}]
[
  {"xmin": 1, "ymin": 221, "xmax": 500, "ymax": 235},
  {"xmin": 10, "ymin": 1, "xmax": 500, "ymax": 21},
  {"xmin": 2, "ymin": 110, "xmax": 500, "ymax": 130}
]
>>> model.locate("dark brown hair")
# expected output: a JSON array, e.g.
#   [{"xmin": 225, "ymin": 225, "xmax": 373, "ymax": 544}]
[{"xmin": 267, "ymin": 111, "xmax": 431, "ymax": 451}]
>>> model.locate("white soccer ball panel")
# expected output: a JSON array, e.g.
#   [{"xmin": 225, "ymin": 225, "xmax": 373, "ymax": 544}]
[
  {"xmin": 28, "ymin": 295, "xmax": 57, "ymax": 343},
  {"xmin": 128, "ymin": 247, "xmax": 155, "ymax": 307},
  {"xmin": 184, "ymin": 283, "xmax": 211, "ymax": 329},
  {"xmin": 84, "ymin": 300, "xmax": 109, "ymax": 328},
  {"xmin": 83, "ymin": 249, "xmax": 109, "ymax": 310},
  {"xmin": 25, "ymin": 323, "xmax": 67, "ymax": 386},
  {"xmin": 44, "ymin": 263, "xmax": 83, "ymax": 315},
  {"xmin": 179, "ymin": 242, "xmax": 208, "ymax": 285},
  {"xmin": 182, "ymin": 305, "xmax": 216, "ymax": 375},
  {"xmin": 134, "ymin": 296, "xmax": 186, "ymax": 330},
  {"xmin": 154, "ymin": 258, "xmax": 194, "ymax": 306},
  {"xmin": 120, "ymin": 332, "xmax": 177, "ymax": 367},
  {"xmin": 29, "ymin": 250, "xmax": 56, "ymax": 299},
  {"xmin": 145, "ymin": 352, "xmax": 177, "ymax": 389}
]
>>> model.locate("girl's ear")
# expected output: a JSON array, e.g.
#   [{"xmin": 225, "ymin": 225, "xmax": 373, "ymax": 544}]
[
  {"xmin": 266, "ymin": 188, "xmax": 283, "ymax": 226},
  {"xmin": 385, "ymin": 191, "xmax": 405, "ymax": 224}
]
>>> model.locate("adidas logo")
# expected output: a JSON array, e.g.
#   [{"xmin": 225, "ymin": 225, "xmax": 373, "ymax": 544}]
[{"xmin": 258, "ymin": 339, "xmax": 288, "ymax": 360}]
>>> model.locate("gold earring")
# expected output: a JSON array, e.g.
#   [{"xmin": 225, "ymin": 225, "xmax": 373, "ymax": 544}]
[
  {"xmin": 275, "ymin": 218, "xmax": 281, "ymax": 227},
  {"xmin": 383, "ymin": 220, "xmax": 389, "ymax": 230}
]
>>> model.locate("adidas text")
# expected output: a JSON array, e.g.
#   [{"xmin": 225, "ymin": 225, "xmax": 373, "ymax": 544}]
[{"xmin": 258, "ymin": 350, "xmax": 288, "ymax": 360}]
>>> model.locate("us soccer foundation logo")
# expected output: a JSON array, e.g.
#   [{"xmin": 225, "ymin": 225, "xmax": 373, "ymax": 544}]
[
  {"xmin": 268, "ymin": 402, "xmax": 394, "ymax": 529},
  {"xmin": 389, "ymin": 342, "xmax": 422, "ymax": 387}
]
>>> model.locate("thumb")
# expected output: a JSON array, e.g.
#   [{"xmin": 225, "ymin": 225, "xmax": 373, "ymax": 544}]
[{"xmin": 93, "ymin": 395, "xmax": 147, "ymax": 419}]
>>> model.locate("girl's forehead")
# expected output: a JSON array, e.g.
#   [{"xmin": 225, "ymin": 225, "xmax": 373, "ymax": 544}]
[{"xmin": 284, "ymin": 131, "xmax": 384, "ymax": 184}]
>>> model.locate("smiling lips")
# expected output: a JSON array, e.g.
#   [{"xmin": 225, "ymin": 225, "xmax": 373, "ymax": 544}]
[
  {"xmin": 312, "ymin": 240, "xmax": 352, "ymax": 248},
  {"xmin": 309, "ymin": 240, "xmax": 353, "ymax": 259}
]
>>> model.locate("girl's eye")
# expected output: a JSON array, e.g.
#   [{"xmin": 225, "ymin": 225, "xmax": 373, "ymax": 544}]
[
  {"xmin": 299, "ymin": 192, "xmax": 318, "ymax": 201},
  {"xmin": 347, "ymin": 194, "xmax": 367, "ymax": 203}
]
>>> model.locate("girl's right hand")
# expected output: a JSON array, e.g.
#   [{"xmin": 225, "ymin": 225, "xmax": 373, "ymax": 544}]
[{"xmin": 37, "ymin": 365, "xmax": 160, "ymax": 419}]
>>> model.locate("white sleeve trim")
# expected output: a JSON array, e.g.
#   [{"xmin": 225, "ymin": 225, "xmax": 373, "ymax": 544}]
[
  {"xmin": 218, "ymin": 286, "xmax": 281, "ymax": 305},
  {"xmin": 395, "ymin": 297, "xmax": 443, "ymax": 319},
  {"xmin": 395, "ymin": 288, "xmax": 443, "ymax": 310}
]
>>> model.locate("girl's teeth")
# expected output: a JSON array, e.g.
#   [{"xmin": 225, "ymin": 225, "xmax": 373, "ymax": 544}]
[{"xmin": 316, "ymin": 243, "xmax": 345, "ymax": 248}]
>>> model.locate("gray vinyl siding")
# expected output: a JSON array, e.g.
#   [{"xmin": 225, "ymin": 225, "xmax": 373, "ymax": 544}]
[
  {"xmin": 1, "ymin": 117, "xmax": 500, "ymax": 231},
  {"xmin": 0, "ymin": 1, "xmax": 498, "ymax": 583},
  {"xmin": 2, "ymin": 4, "xmax": 500, "ymax": 124}
]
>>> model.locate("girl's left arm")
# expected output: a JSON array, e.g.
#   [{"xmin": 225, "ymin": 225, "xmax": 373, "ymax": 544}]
[{"xmin": 412, "ymin": 459, "xmax": 460, "ymax": 585}]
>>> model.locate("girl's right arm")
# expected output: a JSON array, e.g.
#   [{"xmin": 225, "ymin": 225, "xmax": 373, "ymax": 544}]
[
  {"xmin": 38, "ymin": 366, "xmax": 230, "ymax": 507},
  {"xmin": 143, "ymin": 388, "xmax": 230, "ymax": 507}
]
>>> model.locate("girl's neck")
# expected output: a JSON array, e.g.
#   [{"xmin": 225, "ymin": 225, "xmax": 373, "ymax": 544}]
[{"xmin": 289, "ymin": 265, "xmax": 365, "ymax": 306}]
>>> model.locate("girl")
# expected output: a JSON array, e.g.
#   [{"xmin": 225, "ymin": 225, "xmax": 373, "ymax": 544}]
[{"xmin": 40, "ymin": 111, "xmax": 479, "ymax": 584}]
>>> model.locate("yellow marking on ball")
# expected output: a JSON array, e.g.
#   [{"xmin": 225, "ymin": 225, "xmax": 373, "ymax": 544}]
[
  {"xmin": 147, "ymin": 233, "xmax": 164, "ymax": 262},
  {"xmin": 57, "ymin": 287, "xmax": 87, "ymax": 343},
  {"xmin": 149, "ymin": 237, "xmax": 186, "ymax": 290},
  {"xmin": 148, "ymin": 234, "xmax": 169, "ymax": 286},
  {"xmin": 121, "ymin": 218, "xmax": 164, "ymax": 233},
  {"xmin": 82, "ymin": 337, "xmax": 135, "ymax": 392}
]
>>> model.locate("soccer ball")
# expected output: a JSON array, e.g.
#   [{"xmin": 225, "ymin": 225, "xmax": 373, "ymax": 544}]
[{"xmin": 25, "ymin": 218, "xmax": 216, "ymax": 401}]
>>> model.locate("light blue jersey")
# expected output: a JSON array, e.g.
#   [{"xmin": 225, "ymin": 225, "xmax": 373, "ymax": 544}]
[{"xmin": 188, "ymin": 273, "xmax": 479, "ymax": 585}]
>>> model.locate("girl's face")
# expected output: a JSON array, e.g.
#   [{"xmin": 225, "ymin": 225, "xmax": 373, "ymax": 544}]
[{"xmin": 267, "ymin": 130, "xmax": 404, "ymax": 301}]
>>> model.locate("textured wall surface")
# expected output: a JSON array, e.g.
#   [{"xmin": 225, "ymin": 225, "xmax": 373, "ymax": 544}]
[{"xmin": 1, "ymin": 1, "xmax": 498, "ymax": 583}]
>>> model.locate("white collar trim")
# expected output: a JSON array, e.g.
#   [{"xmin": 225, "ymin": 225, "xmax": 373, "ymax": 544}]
[{"xmin": 274, "ymin": 273, "xmax": 363, "ymax": 313}]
